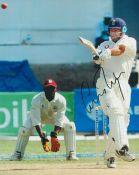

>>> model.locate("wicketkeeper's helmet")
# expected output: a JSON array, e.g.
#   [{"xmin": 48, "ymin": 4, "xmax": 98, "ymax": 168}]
[{"xmin": 108, "ymin": 18, "xmax": 127, "ymax": 33}]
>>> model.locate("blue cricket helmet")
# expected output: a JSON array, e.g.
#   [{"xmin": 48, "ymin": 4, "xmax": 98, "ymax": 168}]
[{"xmin": 108, "ymin": 18, "xmax": 127, "ymax": 33}]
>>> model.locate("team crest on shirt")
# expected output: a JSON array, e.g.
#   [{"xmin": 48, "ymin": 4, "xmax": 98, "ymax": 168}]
[{"xmin": 105, "ymin": 45, "xmax": 109, "ymax": 49}]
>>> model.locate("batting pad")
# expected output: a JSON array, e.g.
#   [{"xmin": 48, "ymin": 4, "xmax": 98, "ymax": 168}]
[
  {"xmin": 14, "ymin": 127, "xmax": 31, "ymax": 157},
  {"xmin": 64, "ymin": 122, "xmax": 76, "ymax": 157},
  {"xmin": 104, "ymin": 134, "xmax": 116, "ymax": 159},
  {"xmin": 108, "ymin": 108, "xmax": 129, "ymax": 150}
]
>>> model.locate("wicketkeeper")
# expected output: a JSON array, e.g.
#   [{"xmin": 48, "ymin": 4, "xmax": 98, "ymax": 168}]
[{"xmin": 11, "ymin": 79, "xmax": 78, "ymax": 161}]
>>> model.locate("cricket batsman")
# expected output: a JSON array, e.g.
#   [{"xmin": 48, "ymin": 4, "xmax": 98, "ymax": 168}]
[
  {"xmin": 92, "ymin": 18, "xmax": 137, "ymax": 168},
  {"xmin": 11, "ymin": 78, "xmax": 78, "ymax": 161}
]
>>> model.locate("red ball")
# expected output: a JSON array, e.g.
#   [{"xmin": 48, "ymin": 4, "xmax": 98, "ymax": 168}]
[{"xmin": 1, "ymin": 3, "xmax": 8, "ymax": 9}]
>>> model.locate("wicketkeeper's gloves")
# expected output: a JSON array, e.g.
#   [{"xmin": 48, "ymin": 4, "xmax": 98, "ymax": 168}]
[
  {"xmin": 50, "ymin": 131, "xmax": 60, "ymax": 152},
  {"xmin": 41, "ymin": 132, "xmax": 50, "ymax": 152}
]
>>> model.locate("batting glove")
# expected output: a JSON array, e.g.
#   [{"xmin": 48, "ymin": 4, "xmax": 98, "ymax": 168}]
[
  {"xmin": 41, "ymin": 133, "xmax": 50, "ymax": 152},
  {"xmin": 50, "ymin": 131, "xmax": 60, "ymax": 152},
  {"xmin": 92, "ymin": 49, "xmax": 102, "ymax": 60}
]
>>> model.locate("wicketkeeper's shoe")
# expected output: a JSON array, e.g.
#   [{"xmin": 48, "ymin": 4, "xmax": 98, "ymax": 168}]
[
  {"xmin": 66, "ymin": 151, "xmax": 79, "ymax": 160},
  {"xmin": 10, "ymin": 151, "xmax": 22, "ymax": 161},
  {"xmin": 107, "ymin": 157, "xmax": 116, "ymax": 168},
  {"xmin": 115, "ymin": 145, "xmax": 135, "ymax": 162}
]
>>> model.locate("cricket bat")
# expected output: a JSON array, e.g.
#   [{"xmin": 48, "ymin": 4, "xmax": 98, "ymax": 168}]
[{"xmin": 79, "ymin": 36, "xmax": 97, "ymax": 55}]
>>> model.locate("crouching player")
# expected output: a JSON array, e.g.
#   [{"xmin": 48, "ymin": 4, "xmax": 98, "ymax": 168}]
[{"xmin": 11, "ymin": 79, "xmax": 78, "ymax": 161}]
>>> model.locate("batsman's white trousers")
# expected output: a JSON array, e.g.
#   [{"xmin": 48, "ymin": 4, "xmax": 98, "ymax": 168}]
[{"xmin": 96, "ymin": 77, "xmax": 131, "ymax": 159}]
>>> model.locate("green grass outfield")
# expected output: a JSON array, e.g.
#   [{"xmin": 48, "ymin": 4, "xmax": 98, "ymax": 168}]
[
  {"xmin": 0, "ymin": 138, "xmax": 138, "ymax": 161},
  {"xmin": 0, "ymin": 139, "xmax": 139, "ymax": 175}
]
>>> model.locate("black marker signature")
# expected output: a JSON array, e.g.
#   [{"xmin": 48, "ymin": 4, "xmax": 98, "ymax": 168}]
[
  {"xmin": 100, "ymin": 67, "xmax": 125, "ymax": 100},
  {"xmin": 81, "ymin": 66, "xmax": 125, "ymax": 113},
  {"xmin": 81, "ymin": 80, "xmax": 98, "ymax": 113}
]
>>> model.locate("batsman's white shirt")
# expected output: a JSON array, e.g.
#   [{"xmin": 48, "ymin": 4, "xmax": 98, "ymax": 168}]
[
  {"xmin": 28, "ymin": 92, "xmax": 69, "ymax": 127},
  {"xmin": 96, "ymin": 34, "xmax": 137, "ymax": 112},
  {"xmin": 97, "ymin": 34, "xmax": 136, "ymax": 81}
]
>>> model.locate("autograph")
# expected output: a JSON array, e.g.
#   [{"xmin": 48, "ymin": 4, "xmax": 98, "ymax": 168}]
[{"xmin": 81, "ymin": 66, "xmax": 125, "ymax": 113}]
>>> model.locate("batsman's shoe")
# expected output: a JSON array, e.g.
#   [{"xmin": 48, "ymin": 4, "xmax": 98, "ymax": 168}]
[
  {"xmin": 66, "ymin": 151, "xmax": 79, "ymax": 160},
  {"xmin": 115, "ymin": 146, "xmax": 135, "ymax": 162},
  {"xmin": 10, "ymin": 151, "xmax": 22, "ymax": 161},
  {"xmin": 107, "ymin": 157, "xmax": 116, "ymax": 168}
]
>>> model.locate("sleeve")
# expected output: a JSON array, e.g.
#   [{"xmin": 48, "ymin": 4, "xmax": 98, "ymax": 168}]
[
  {"xmin": 93, "ymin": 42, "xmax": 111, "ymax": 64},
  {"xmin": 30, "ymin": 96, "xmax": 41, "ymax": 126},
  {"xmin": 118, "ymin": 37, "xmax": 137, "ymax": 58},
  {"xmin": 54, "ymin": 95, "xmax": 67, "ymax": 127}
]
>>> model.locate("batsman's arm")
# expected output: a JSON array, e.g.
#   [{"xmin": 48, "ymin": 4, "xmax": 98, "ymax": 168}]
[
  {"xmin": 93, "ymin": 44, "xmax": 125, "ymax": 64},
  {"xmin": 79, "ymin": 36, "xmax": 124, "ymax": 61},
  {"xmin": 111, "ymin": 44, "xmax": 126, "ymax": 56},
  {"xmin": 94, "ymin": 44, "xmax": 125, "ymax": 59}
]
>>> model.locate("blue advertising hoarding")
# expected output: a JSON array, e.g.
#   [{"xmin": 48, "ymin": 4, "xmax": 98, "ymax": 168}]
[
  {"xmin": 75, "ymin": 88, "xmax": 139, "ymax": 133},
  {"xmin": 129, "ymin": 88, "xmax": 139, "ymax": 132}
]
